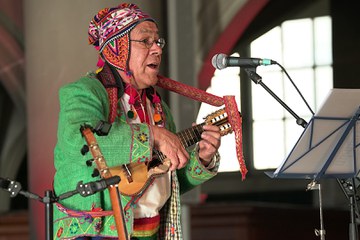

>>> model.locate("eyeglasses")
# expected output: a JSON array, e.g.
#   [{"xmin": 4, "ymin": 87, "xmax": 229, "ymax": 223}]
[{"xmin": 130, "ymin": 38, "xmax": 166, "ymax": 49}]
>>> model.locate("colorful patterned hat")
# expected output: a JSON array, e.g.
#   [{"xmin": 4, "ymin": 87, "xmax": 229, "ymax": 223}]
[{"xmin": 88, "ymin": 3, "xmax": 155, "ymax": 71}]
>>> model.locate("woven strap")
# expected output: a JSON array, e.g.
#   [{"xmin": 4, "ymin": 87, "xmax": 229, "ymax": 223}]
[
  {"xmin": 97, "ymin": 64, "xmax": 121, "ymax": 123},
  {"xmin": 55, "ymin": 202, "xmax": 113, "ymax": 218},
  {"xmin": 157, "ymin": 75, "xmax": 247, "ymax": 180}
]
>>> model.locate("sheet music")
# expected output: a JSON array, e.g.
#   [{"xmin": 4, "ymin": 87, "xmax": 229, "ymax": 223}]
[{"xmin": 269, "ymin": 88, "xmax": 360, "ymax": 179}]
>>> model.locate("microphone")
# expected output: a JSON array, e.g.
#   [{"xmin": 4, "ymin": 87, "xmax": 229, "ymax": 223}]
[
  {"xmin": 0, "ymin": 177, "xmax": 42, "ymax": 200},
  {"xmin": 76, "ymin": 176, "xmax": 121, "ymax": 197},
  {"xmin": 212, "ymin": 53, "xmax": 276, "ymax": 70},
  {"xmin": 0, "ymin": 177, "xmax": 10, "ymax": 190},
  {"xmin": 57, "ymin": 176, "xmax": 122, "ymax": 200}
]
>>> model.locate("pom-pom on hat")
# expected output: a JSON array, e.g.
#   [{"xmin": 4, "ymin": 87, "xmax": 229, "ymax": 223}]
[{"xmin": 88, "ymin": 3, "xmax": 155, "ymax": 72}]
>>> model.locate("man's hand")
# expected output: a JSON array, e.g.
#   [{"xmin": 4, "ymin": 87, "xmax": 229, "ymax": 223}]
[
  {"xmin": 151, "ymin": 125, "xmax": 189, "ymax": 171},
  {"xmin": 198, "ymin": 125, "xmax": 221, "ymax": 166}
]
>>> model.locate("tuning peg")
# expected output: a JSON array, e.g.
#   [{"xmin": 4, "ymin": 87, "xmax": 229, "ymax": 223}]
[
  {"xmin": 91, "ymin": 169, "xmax": 100, "ymax": 178},
  {"xmin": 81, "ymin": 145, "xmax": 89, "ymax": 155},
  {"xmin": 86, "ymin": 159, "xmax": 94, "ymax": 167}
]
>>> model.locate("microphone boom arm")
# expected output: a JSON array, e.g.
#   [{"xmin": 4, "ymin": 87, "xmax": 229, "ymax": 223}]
[{"xmin": 245, "ymin": 69, "xmax": 307, "ymax": 128}]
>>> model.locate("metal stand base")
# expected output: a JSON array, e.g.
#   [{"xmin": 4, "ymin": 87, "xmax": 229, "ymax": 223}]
[{"xmin": 307, "ymin": 181, "xmax": 326, "ymax": 240}]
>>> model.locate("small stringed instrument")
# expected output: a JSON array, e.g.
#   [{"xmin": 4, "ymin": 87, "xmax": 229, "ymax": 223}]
[
  {"xmin": 81, "ymin": 126, "xmax": 129, "ymax": 240},
  {"xmin": 110, "ymin": 108, "xmax": 236, "ymax": 196}
]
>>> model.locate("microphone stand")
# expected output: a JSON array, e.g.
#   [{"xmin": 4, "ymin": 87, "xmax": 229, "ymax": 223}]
[
  {"xmin": 244, "ymin": 68, "xmax": 328, "ymax": 239},
  {"xmin": 0, "ymin": 176, "xmax": 120, "ymax": 240},
  {"xmin": 245, "ymin": 66, "xmax": 360, "ymax": 239},
  {"xmin": 244, "ymin": 68, "xmax": 307, "ymax": 128},
  {"xmin": 337, "ymin": 178, "xmax": 360, "ymax": 240}
]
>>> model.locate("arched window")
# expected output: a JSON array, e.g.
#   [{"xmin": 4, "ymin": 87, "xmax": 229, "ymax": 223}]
[{"xmin": 197, "ymin": 16, "xmax": 332, "ymax": 172}]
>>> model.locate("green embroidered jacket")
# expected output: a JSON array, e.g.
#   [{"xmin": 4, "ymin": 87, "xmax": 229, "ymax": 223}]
[{"xmin": 53, "ymin": 73, "xmax": 219, "ymax": 239}]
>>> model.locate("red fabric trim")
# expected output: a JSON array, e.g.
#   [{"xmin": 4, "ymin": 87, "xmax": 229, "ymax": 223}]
[
  {"xmin": 156, "ymin": 75, "xmax": 248, "ymax": 180},
  {"xmin": 133, "ymin": 215, "xmax": 160, "ymax": 237},
  {"xmin": 157, "ymin": 75, "xmax": 224, "ymax": 106},
  {"xmin": 124, "ymin": 84, "xmax": 149, "ymax": 123},
  {"xmin": 224, "ymin": 96, "xmax": 247, "ymax": 180},
  {"xmin": 134, "ymin": 215, "xmax": 160, "ymax": 226},
  {"xmin": 197, "ymin": 0, "xmax": 270, "ymax": 90},
  {"xmin": 55, "ymin": 203, "xmax": 113, "ymax": 218},
  {"xmin": 107, "ymin": 88, "xmax": 118, "ymax": 123}
]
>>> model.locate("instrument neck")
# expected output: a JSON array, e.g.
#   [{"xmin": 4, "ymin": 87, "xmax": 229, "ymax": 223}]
[{"xmin": 177, "ymin": 123, "xmax": 205, "ymax": 148}]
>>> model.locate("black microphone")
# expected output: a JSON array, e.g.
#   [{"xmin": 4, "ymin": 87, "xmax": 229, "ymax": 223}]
[
  {"xmin": 212, "ymin": 53, "xmax": 276, "ymax": 70},
  {"xmin": 76, "ymin": 176, "xmax": 121, "ymax": 197},
  {"xmin": 0, "ymin": 177, "xmax": 42, "ymax": 200},
  {"xmin": 57, "ymin": 176, "xmax": 121, "ymax": 200},
  {"xmin": 0, "ymin": 177, "xmax": 10, "ymax": 190}
]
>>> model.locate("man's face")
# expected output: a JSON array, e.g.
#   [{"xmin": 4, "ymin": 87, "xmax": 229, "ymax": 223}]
[{"xmin": 128, "ymin": 21, "xmax": 162, "ymax": 89}]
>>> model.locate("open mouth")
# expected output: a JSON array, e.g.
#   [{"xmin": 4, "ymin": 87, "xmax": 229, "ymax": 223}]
[{"xmin": 147, "ymin": 63, "xmax": 159, "ymax": 69}]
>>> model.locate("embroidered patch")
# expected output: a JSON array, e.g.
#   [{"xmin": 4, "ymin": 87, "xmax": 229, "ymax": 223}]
[
  {"xmin": 69, "ymin": 222, "xmax": 80, "ymax": 234},
  {"xmin": 125, "ymin": 210, "xmax": 131, "ymax": 222},
  {"xmin": 54, "ymin": 213, "xmax": 120, "ymax": 239},
  {"xmin": 137, "ymin": 156, "xmax": 148, "ymax": 163},
  {"xmin": 56, "ymin": 227, "xmax": 63, "ymax": 238},
  {"xmin": 193, "ymin": 166, "xmax": 203, "ymax": 175},
  {"xmin": 110, "ymin": 224, "xmax": 117, "ymax": 232},
  {"xmin": 137, "ymin": 132, "xmax": 149, "ymax": 143},
  {"xmin": 94, "ymin": 220, "xmax": 102, "ymax": 232},
  {"xmin": 170, "ymin": 224, "xmax": 176, "ymax": 236},
  {"xmin": 79, "ymin": 215, "xmax": 93, "ymax": 224}
]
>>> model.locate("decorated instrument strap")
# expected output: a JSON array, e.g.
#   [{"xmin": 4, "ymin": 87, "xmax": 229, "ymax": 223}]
[{"xmin": 157, "ymin": 75, "xmax": 248, "ymax": 180}]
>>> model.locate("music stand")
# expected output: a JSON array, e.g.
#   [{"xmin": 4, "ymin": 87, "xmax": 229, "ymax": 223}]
[{"xmin": 266, "ymin": 88, "xmax": 360, "ymax": 240}]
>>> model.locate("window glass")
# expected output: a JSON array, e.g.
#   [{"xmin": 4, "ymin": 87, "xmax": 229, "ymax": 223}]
[
  {"xmin": 251, "ymin": 27, "xmax": 282, "ymax": 60},
  {"xmin": 198, "ymin": 17, "xmax": 332, "ymax": 172},
  {"xmin": 315, "ymin": 66, "xmax": 333, "ymax": 106},
  {"xmin": 253, "ymin": 120, "xmax": 285, "ymax": 169},
  {"xmin": 282, "ymin": 19, "xmax": 314, "ymax": 68},
  {"xmin": 283, "ymin": 68, "xmax": 315, "ymax": 118},
  {"xmin": 314, "ymin": 16, "xmax": 332, "ymax": 65},
  {"xmin": 252, "ymin": 70, "xmax": 284, "ymax": 120},
  {"xmin": 251, "ymin": 17, "xmax": 333, "ymax": 170}
]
